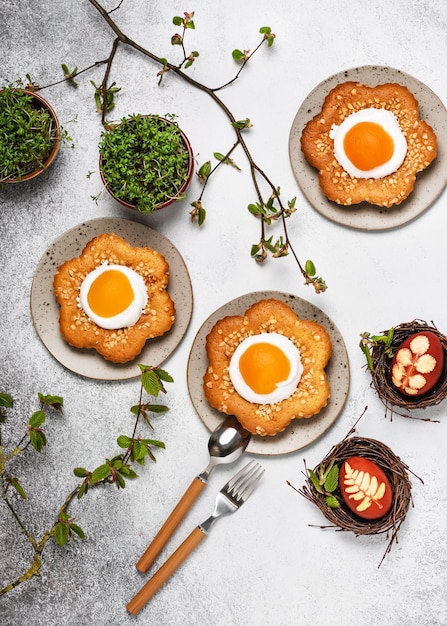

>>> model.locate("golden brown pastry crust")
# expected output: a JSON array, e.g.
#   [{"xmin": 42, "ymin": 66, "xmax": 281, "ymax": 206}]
[
  {"xmin": 203, "ymin": 299, "xmax": 332, "ymax": 436},
  {"xmin": 53, "ymin": 233, "xmax": 175, "ymax": 363},
  {"xmin": 300, "ymin": 81, "xmax": 437, "ymax": 207}
]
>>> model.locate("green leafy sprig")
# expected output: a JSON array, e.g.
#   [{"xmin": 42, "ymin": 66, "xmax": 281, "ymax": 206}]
[
  {"xmin": 307, "ymin": 459, "xmax": 340, "ymax": 509},
  {"xmin": 0, "ymin": 365, "xmax": 172, "ymax": 595},
  {"xmin": 52, "ymin": 3, "xmax": 326, "ymax": 292},
  {"xmin": 359, "ymin": 328, "xmax": 395, "ymax": 372}
]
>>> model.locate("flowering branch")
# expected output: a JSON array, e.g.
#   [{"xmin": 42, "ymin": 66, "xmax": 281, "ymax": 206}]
[{"xmin": 40, "ymin": 2, "xmax": 327, "ymax": 292}]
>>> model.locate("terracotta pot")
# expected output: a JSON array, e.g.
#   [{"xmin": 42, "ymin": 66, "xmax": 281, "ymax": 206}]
[
  {"xmin": 99, "ymin": 115, "xmax": 194, "ymax": 212},
  {"xmin": 1, "ymin": 89, "xmax": 61, "ymax": 183}
]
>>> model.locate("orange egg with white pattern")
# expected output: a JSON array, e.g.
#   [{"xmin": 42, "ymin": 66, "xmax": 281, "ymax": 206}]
[
  {"xmin": 391, "ymin": 331, "xmax": 444, "ymax": 396},
  {"xmin": 329, "ymin": 107, "xmax": 408, "ymax": 179}
]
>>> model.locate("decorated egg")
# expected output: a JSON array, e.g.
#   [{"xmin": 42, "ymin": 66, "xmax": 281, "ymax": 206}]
[
  {"xmin": 79, "ymin": 262, "xmax": 148, "ymax": 330},
  {"xmin": 329, "ymin": 107, "xmax": 407, "ymax": 179},
  {"xmin": 228, "ymin": 332, "xmax": 303, "ymax": 404},
  {"xmin": 391, "ymin": 331, "xmax": 444, "ymax": 396},
  {"xmin": 339, "ymin": 456, "xmax": 393, "ymax": 521}
]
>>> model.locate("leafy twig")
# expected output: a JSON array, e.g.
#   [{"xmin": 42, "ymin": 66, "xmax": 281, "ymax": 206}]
[
  {"xmin": 45, "ymin": 3, "xmax": 326, "ymax": 292},
  {"xmin": 0, "ymin": 365, "xmax": 172, "ymax": 596}
]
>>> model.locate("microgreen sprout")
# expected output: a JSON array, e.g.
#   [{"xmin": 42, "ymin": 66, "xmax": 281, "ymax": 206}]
[
  {"xmin": 0, "ymin": 82, "xmax": 60, "ymax": 182},
  {"xmin": 98, "ymin": 113, "xmax": 192, "ymax": 212}
]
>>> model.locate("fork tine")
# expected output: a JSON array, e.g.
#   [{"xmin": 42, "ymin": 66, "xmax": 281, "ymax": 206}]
[{"xmin": 225, "ymin": 459, "xmax": 265, "ymax": 502}]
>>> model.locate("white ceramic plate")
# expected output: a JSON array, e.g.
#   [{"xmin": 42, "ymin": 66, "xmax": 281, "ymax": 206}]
[
  {"xmin": 30, "ymin": 217, "xmax": 193, "ymax": 380},
  {"xmin": 289, "ymin": 65, "xmax": 447, "ymax": 230},
  {"xmin": 187, "ymin": 291, "xmax": 350, "ymax": 456}
]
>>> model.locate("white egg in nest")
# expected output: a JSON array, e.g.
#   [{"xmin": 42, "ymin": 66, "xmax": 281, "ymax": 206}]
[
  {"xmin": 329, "ymin": 107, "xmax": 407, "ymax": 179},
  {"xmin": 79, "ymin": 262, "xmax": 148, "ymax": 329},
  {"xmin": 228, "ymin": 332, "xmax": 303, "ymax": 404}
]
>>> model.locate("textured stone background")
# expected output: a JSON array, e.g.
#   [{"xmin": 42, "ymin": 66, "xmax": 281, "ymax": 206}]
[{"xmin": 1, "ymin": 1, "xmax": 447, "ymax": 625}]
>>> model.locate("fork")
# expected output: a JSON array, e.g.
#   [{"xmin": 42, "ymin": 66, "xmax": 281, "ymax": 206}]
[{"xmin": 126, "ymin": 460, "xmax": 264, "ymax": 615}]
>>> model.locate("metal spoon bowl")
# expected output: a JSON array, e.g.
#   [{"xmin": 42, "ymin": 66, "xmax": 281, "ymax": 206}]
[{"xmin": 199, "ymin": 415, "xmax": 251, "ymax": 481}]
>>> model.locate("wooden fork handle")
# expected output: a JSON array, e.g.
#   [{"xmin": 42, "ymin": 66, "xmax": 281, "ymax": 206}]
[
  {"xmin": 136, "ymin": 476, "xmax": 206, "ymax": 573},
  {"xmin": 127, "ymin": 526, "xmax": 206, "ymax": 614}
]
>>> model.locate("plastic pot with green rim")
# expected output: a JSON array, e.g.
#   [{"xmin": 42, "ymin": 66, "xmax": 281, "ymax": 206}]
[
  {"xmin": 99, "ymin": 113, "xmax": 194, "ymax": 213},
  {"xmin": 0, "ymin": 86, "xmax": 61, "ymax": 183}
]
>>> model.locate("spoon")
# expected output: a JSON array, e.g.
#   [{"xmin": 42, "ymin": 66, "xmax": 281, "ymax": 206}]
[{"xmin": 136, "ymin": 415, "xmax": 251, "ymax": 573}]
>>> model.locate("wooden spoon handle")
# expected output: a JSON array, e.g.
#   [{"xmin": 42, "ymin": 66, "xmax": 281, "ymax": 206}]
[
  {"xmin": 127, "ymin": 526, "xmax": 206, "ymax": 614},
  {"xmin": 136, "ymin": 476, "xmax": 206, "ymax": 573}
]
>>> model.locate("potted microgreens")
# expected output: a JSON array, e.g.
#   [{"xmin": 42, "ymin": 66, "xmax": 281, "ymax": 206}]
[
  {"xmin": 0, "ymin": 82, "xmax": 61, "ymax": 183},
  {"xmin": 98, "ymin": 113, "xmax": 194, "ymax": 213}
]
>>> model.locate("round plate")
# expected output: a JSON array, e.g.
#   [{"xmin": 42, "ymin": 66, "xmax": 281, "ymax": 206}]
[
  {"xmin": 187, "ymin": 291, "xmax": 350, "ymax": 456},
  {"xmin": 30, "ymin": 217, "xmax": 193, "ymax": 380},
  {"xmin": 289, "ymin": 65, "xmax": 447, "ymax": 230}
]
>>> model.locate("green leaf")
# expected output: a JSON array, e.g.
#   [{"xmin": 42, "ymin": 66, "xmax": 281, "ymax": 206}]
[
  {"xmin": 38, "ymin": 393, "xmax": 64, "ymax": 412},
  {"xmin": 198, "ymin": 206, "xmax": 206, "ymax": 226},
  {"xmin": 29, "ymin": 410, "xmax": 46, "ymax": 428},
  {"xmin": 145, "ymin": 404, "xmax": 169, "ymax": 413},
  {"xmin": 91, "ymin": 464, "xmax": 112, "ymax": 484},
  {"xmin": 259, "ymin": 26, "xmax": 272, "ymax": 34},
  {"xmin": 29, "ymin": 429, "xmax": 46, "ymax": 452},
  {"xmin": 69, "ymin": 523, "xmax": 85, "ymax": 539},
  {"xmin": 132, "ymin": 440, "xmax": 146, "ymax": 461},
  {"xmin": 324, "ymin": 464, "xmax": 339, "ymax": 493},
  {"xmin": 386, "ymin": 327, "xmax": 395, "ymax": 345},
  {"xmin": 232, "ymin": 49, "xmax": 245, "ymax": 61},
  {"xmin": 115, "ymin": 472, "xmax": 126, "ymax": 489},
  {"xmin": 77, "ymin": 481, "xmax": 89, "ymax": 500},
  {"xmin": 325, "ymin": 495, "xmax": 340, "ymax": 509},
  {"xmin": 308, "ymin": 468, "xmax": 324, "ymax": 494},
  {"xmin": 248, "ymin": 203, "xmax": 262, "ymax": 216},
  {"xmin": 73, "ymin": 467, "xmax": 89, "ymax": 478},
  {"xmin": 140, "ymin": 438, "xmax": 165, "ymax": 449},
  {"xmin": 198, "ymin": 160, "xmax": 211, "ymax": 179},
  {"xmin": 0, "ymin": 393, "xmax": 13, "ymax": 408},
  {"xmin": 140, "ymin": 370, "xmax": 161, "ymax": 396},
  {"xmin": 154, "ymin": 368, "xmax": 174, "ymax": 384},
  {"xmin": 305, "ymin": 260, "xmax": 316, "ymax": 277},
  {"xmin": 54, "ymin": 522, "xmax": 69, "ymax": 547},
  {"xmin": 172, "ymin": 16, "xmax": 183, "ymax": 26},
  {"xmin": 361, "ymin": 343, "xmax": 374, "ymax": 371},
  {"xmin": 251, "ymin": 243, "xmax": 262, "ymax": 258},
  {"xmin": 231, "ymin": 119, "xmax": 252, "ymax": 131},
  {"xmin": 117, "ymin": 435, "xmax": 132, "ymax": 449},
  {"xmin": 10, "ymin": 477, "xmax": 27, "ymax": 499}
]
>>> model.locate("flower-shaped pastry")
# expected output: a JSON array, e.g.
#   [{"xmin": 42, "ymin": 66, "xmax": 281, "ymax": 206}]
[
  {"xmin": 203, "ymin": 299, "xmax": 332, "ymax": 436},
  {"xmin": 53, "ymin": 233, "xmax": 175, "ymax": 363},
  {"xmin": 300, "ymin": 81, "xmax": 437, "ymax": 207}
]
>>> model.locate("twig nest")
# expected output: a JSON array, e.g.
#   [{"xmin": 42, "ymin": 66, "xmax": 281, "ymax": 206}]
[
  {"xmin": 368, "ymin": 320, "xmax": 447, "ymax": 411},
  {"xmin": 298, "ymin": 433, "xmax": 414, "ymax": 566}
]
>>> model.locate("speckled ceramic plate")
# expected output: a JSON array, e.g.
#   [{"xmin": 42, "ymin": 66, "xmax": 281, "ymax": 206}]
[
  {"xmin": 289, "ymin": 65, "xmax": 447, "ymax": 230},
  {"xmin": 30, "ymin": 217, "xmax": 193, "ymax": 380},
  {"xmin": 187, "ymin": 291, "xmax": 350, "ymax": 456}
]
